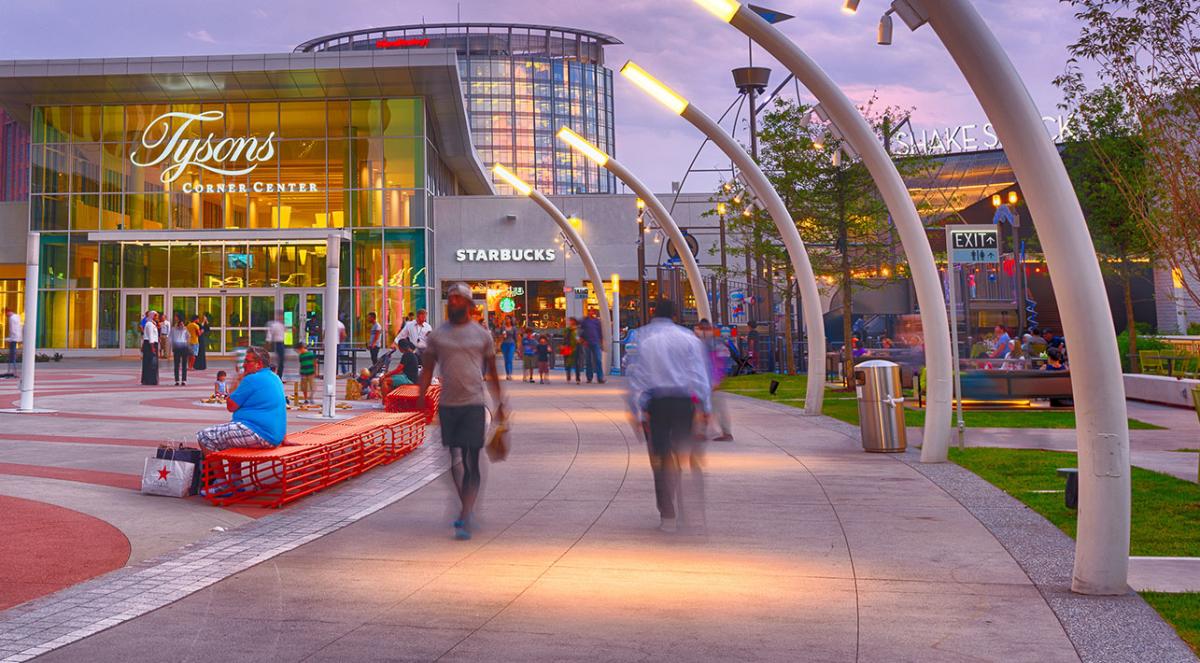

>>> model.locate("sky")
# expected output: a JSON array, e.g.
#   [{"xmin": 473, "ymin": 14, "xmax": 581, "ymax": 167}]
[{"xmin": 0, "ymin": 0, "xmax": 1087, "ymax": 193}]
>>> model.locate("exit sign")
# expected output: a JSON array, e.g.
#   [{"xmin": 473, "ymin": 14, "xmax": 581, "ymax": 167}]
[{"xmin": 947, "ymin": 225, "xmax": 1000, "ymax": 264}]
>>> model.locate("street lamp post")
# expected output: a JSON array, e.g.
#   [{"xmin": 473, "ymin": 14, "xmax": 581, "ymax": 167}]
[
  {"xmin": 881, "ymin": 0, "xmax": 1131, "ymax": 594},
  {"xmin": 493, "ymin": 164, "xmax": 614, "ymax": 376},
  {"xmin": 557, "ymin": 128, "xmax": 714, "ymax": 323},
  {"xmin": 693, "ymin": 0, "xmax": 954, "ymax": 462},
  {"xmin": 621, "ymin": 61, "xmax": 827, "ymax": 415}
]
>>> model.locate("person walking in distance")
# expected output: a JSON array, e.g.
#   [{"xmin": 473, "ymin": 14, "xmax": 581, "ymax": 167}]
[
  {"xmin": 170, "ymin": 312, "xmax": 191, "ymax": 386},
  {"xmin": 186, "ymin": 315, "xmax": 201, "ymax": 370},
  {"xmin": 141, "ymin": 311, "xmax": 160, "ymax": 386},
  {"xmin": 3, "ymin": 306, "xmax": 21, "ymax": 378},
  {"xmin": 521, "ymin": 328, "xmax": 537, "ymax": 383},
  {"xmin": 563, "ymin": 317, "xmax": 582, "ymax": 384},
  {"xmin": 417, "ymin": 283, "xmax": 507, "ymax": 541},
  {"xmin": 366, "ymin": 311, "xmax": 382, "ymax": 365},
  {"xmin": 580, "ymin": 310, "xmax": 605, "ymax": 384},
  {"xmin": 498, "ymin": 317, "xmax": 517, "ymax": 381},
  {"xmin": 626, "ymin": 299, "xmax": 711, "ymax": 533},
  {"xmin": 267, "ymin": 311, "xmax": 287, "ymax": 378},
  {"xmin": 696, "ymin": 320, "xmax": 733, "ymax": 441}
]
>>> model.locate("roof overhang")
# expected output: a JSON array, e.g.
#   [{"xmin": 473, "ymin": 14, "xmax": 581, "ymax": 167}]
[
  {"xmin": 0, "ymin": 49, "xmax": 494, "ymax": 195},
  {"xmin": 86, "ymin": 229, "xmax": 352, "ymax": 243}
]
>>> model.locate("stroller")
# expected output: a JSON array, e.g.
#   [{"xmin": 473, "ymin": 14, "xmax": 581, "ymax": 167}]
[
  {"xmin": 354, "ymin": 349, "xmax": 395, "ymax": 399},
  {"xmin": 728, "ymin": 339, "xmax": 756, "ymax": 376}
]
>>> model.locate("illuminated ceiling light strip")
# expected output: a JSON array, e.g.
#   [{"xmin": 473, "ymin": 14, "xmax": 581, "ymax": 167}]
[
  {"xmin": 555, "ymin": 127, "xmax": 609, "ymax": 167},
  {"xmin": 693, "ymin": 0, "xmax": 741, "ymax": 23},
  {"xmin": 619, "ymin": 61, "xmax": 689, "ymax": 115},
  {"xmin": 492, "ymin": 163, "xmax": 532, "ymax": 196}
]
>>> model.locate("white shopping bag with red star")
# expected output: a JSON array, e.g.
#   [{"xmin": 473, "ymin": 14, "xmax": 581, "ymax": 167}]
[{"xmin": 141, "ymin": 457, "xmax": 194, "ymax": 498}]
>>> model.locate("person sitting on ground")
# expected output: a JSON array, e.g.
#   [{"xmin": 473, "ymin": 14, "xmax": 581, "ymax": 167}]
[
  {"xmin": 211, "ymin": 370, "xmax": 230, "ymax": 402},
  {"xmin": 1042, "ymin": 347, "xmax": 1068, "ymax": 372},
  {"xmin": 381, "ymin": 340, "xmax": 420, "ymax": 393},
  {"xmin": 356, "ymin": 368, "xmax": 373, "ymax": 399},
  {"xmin": 195, "ymin": 347, "xmax": 286, "ymax": 492}
]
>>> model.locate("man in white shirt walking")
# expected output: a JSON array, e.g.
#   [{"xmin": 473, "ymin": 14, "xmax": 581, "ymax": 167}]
[
  {"xmin": 394, "ymin": 308, "xmax": 432, "ymax": 356},
  {"xmin": 266, "ymin": 311, "xmax": 287, "ymax": 378},
  {"xmin": 3, "ymin": 307, "xmax": 21, "ymax": 378},
  {"xmin": 626, "ymin": 299, "xmax": 711, "ymax": 533}
]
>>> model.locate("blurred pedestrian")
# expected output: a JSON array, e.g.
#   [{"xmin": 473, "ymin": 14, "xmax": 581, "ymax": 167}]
[
  {"xmin": 267, "ymin": 311, "xmax": 287, "ymax": 378},
  {"xmin": 186, "ymin": 315, "xmax": 201, "ymax": 370},
  {"xmin": 367, "ymin": 311, "xmax": 382, "ymax": 365},
  {"xmin": 696, "ymin": 320, "xmax": 732, "ymax": 441},
  {"xmin": 170, "ymin": 312, "xmax": 191, "ymax": 386},
  {"xmin": 194, "ymin": 313, "xmax": 211, "ymax": 371},
  {"xmin": 418, "ymin": 283, "xmax": 507, "ymax": 541},
  {"xmin": 4, "ymin": 306, "xmax": 21, "ymax": 378},
  {"xmin": 536, "ymin": 334, "xmax": 551, "ymax": 384},
  {"xmin": 626, "ymin": 299, "xmax": 711, "ymax": 533},
  {"xmin": 521, "ymin": 328, "xmax": 537, "ymax": 383}
]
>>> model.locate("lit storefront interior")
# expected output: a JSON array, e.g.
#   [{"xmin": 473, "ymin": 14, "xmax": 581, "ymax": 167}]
[{"xmin": 0, "ymin": 50, "xmax": 493, "ymax": 352}]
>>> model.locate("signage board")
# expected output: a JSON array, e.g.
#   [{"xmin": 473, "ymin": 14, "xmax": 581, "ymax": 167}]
[
  {"xmin": 947, "ymin": 225, "xmax": 999, "ymax": 264},
  {"xmin": 498, "ymin": 297, "xmax": 516, "ymax": 313},
  {"xmin": 456, "ymin": 248, "xmax": 557, "ymax": 263}
]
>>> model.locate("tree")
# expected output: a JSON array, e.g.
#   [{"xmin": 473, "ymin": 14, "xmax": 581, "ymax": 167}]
[
  {"xmin": 739, "ymin": 98, "xmax": 904, "ymax": 384},
  {"xmin": 1057, "ymin": 0, "xmax": 1200, "ymax": 310},
  {"xmin": 1058, "ymin": 85, "xmax": 1155, "ymax": 370}
]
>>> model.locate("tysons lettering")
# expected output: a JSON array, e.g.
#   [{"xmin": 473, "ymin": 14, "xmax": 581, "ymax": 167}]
[
  {"xmin": 130, "ymin": 111, "xmax": 276, "ymax": 184},
  {"xmin": 455, "ymin": 248, "xmax": 558, "ymax": 262}
]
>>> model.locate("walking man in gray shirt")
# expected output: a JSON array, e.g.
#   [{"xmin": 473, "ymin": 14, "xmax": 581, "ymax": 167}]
[{"xmin": 418, "ymin": 283, "xmax": 507, "ymax": 540}]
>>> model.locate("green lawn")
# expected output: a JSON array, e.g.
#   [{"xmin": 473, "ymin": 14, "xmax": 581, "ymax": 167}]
[
  {"xmin": 947, "ymin": 447, "xmax": 1200, "ymax": 652},
  {"xmin": 721, "ymin": 373, "xmax": 1163, "ymax": 430},
  {"xmin": 1141, "ymin": 594, "xmax": 1200, "ymax": 654}
]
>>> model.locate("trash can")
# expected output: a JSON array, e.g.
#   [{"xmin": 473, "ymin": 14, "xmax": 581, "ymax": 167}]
[{"xmin": 854, "ymin": 359, "xmax": 907, "ymax": 452}]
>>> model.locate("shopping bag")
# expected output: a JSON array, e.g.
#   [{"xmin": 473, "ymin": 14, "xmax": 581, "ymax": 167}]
[
  {"xmin": 156, "ymin": 446, "xmax": 203, "ymax": 495},
  {"xmin": 486, "ymin": 420, "xmax": 510, "ymax": 463},
  {"xmin": 141, "ymin": 457, "xmax": 194, "ymax": 498}
]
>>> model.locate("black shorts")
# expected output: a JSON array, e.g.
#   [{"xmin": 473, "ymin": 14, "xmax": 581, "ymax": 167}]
[{"xmin": 439, "ymin": 404, "xmax": 486, "ymax": 449}]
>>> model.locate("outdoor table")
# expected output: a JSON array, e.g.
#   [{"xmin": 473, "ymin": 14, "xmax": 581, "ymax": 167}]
[{"xmin": 1144, "ymin": 354, "xmax": 1192, "ymax": 377}]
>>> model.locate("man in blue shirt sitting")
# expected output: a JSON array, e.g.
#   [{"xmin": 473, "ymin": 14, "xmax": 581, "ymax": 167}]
[{"xmin": 196, "ymin": 346, "xmax": 286, "ymax": 458}]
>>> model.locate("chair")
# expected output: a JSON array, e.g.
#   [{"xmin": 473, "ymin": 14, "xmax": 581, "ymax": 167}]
[
  {"xmin": 1180, "ymin": 355, "xmax": 1200, "ymax": 380},
  {"xmin": 1140, "ymin": 351, "xmax": 1167, "ymax": 375}
]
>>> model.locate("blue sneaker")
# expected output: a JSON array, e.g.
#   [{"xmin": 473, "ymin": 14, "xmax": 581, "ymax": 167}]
[
  {"xmin": 454, "ymin": 526, "xmax": 471, "ymax": 540},
  {"xmin": 452, "ymin": 518, "xmax": 464, "ymax": 528}
]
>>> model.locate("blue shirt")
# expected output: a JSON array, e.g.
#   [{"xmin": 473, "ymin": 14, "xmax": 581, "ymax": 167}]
[
  {"xmin": 229, "ymin": 369, "xmax": 287, "ymax": 445},
  {"xmin": 522, "ymin": 336, "xmax": 537, "ymax": 356}
]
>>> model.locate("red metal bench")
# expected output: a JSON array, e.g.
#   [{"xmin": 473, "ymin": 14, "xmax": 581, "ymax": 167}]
[
  {"xmin": 200, "ymin": 412, "xmax": 428, "ymax": 508},
  {"xmin": 384, "ymin": 384, "xmax": 440, "ymax": 423}
]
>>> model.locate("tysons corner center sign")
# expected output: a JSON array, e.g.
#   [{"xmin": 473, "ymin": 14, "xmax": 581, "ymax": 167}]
[
  {"xmin": 130, "ymin": 110, "xmax": 319, "ymax": 194},
  {"xmin": 456, "ymin": 248, "xmax": 558, "ymax": 262}
]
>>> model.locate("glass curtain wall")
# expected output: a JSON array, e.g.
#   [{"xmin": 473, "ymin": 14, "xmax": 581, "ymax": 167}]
[{"xmin": 27, "ymin": 99, "xmax": 437, "ymax": 350}]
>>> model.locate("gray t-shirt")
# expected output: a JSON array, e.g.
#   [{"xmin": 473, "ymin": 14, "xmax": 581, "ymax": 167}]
[{"xmin": 425, "ymin": 322, "xmax": 495, "ymax": 407}]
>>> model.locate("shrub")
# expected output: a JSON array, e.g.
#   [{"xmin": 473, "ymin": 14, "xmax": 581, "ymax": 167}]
[{"xmin": 1188, "ymin": 322, "xmax": 1200, "ymax": 336}]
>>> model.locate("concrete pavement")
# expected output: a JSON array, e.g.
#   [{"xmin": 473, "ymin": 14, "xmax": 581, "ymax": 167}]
[{"xmin": 17, "ymin": 375, "xmax": 1172, "ymax": 662}]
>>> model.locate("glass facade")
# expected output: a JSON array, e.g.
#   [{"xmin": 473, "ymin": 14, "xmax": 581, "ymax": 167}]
[
  {"xmin": 297, "ymin": 23, "xmax": 619, "ymax": 195},
  {"xmin": 0, "ymin": 109, "xmax": 30, "ymax": 202},
  {"xmin": 27, "ymin": 99, "xmax": 438, "ymax": 350}
]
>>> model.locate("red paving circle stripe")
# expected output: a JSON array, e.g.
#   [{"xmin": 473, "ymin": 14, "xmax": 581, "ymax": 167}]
[
  {"xmin": 0, "ymin": 433, "xmax": 166, "ymax": 448},
  {"xmin": 0, "ymin": 495, "xmax": 130, "ymax": 611},
  {"xmin": 0, "ymin": 462, "xmax": 141, "ymax": 491}
]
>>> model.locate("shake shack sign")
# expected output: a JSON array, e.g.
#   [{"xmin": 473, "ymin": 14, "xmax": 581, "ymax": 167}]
[{"xmin": 455, "ymin": 248, "xmax": 558, "ymax": 263}]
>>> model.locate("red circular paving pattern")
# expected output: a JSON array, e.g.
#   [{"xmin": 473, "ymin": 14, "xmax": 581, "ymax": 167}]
[{"xmin": 0, "ymin": 495, "xmax": 130, "ymax": 610}]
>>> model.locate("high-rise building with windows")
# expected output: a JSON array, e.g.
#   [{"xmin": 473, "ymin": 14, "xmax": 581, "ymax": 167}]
[{"xmin": 296, "ymin": 23, "xmax": 620, "ymax": 195}]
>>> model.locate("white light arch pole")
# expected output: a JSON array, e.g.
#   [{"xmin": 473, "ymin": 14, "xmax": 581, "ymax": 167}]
[
  {"xmin": 494, "ymin": 164, "xmax": 614, "ymax": 376},
  {"xmin": 321, "ymin": 233, "xmax": 341, "ymax": 419},
  {"xmin": 556, "ymin": 127, "xmax": 714, "ymax": 323},
  {"xmin": 18, "ymin": 232, "xmax": 41, "ymax": 412},
  {"xmin": 693, "ymin": 0, "xmax": 953, "ymax": 462},
  {"xmin": 621, "ymin": 61, "xmax": 826, "ymax": 415},
  {"xmin": 884, "ymin": 0, "xmax": 1130, "ymax": 596}
]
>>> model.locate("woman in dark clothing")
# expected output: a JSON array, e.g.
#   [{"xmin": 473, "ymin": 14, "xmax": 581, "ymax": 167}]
[{"xmin": 193, "ymin": 312, "xmax": 211, "ymax": 370}]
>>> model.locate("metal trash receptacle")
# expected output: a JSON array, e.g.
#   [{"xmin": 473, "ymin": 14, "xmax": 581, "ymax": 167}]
[{"xmin": 854, "ymin": 359, "xmax": 907, "ymax": 452}]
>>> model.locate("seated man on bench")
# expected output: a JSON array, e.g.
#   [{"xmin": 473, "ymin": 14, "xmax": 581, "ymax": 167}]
[{"xmin": 196, "ymin": 347, "xmax": 287, "ymax": 486}]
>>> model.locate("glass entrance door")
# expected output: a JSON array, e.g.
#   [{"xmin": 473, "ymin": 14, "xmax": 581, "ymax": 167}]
[{"xmin": 121, "ymin": 291, "xmax": 164, "ymax": 352}]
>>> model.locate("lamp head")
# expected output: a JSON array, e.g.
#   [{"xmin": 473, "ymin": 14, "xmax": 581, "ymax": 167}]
[
  {"xmin": 716, "ymin": 202, "xmax": 727, "ymax": 216},
  {"xmin": 620, "ymin": 61, "xmax": 689, "ymax": 115},
  {"xmin": 991, "ymin": 194, "xmax": 1002, "ymax": 208},
  {"xmin": 843, "ymin": 0, "xmax": 861, "ymax": 14},
  {"xmin": 693, "ymin": 0, "xmax": 740, "ymax": 22},
  {"xmin": 556, "ymin": 127, "xmax": 609, "ymax": 167},
  {"xmin": 636, "ymin": 197, "xmax": 646, "ymax": 210},
  {"xmin": 877, "ymin": 11, "xmax": 894, "ymax": 45},
  {"xmin": 492, "ymin": 163, "xmax": 532, "ymax": 196},
  {"xmin": 1008, "ymin": 191, "xmax": 1019, "ymax": 205}
]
